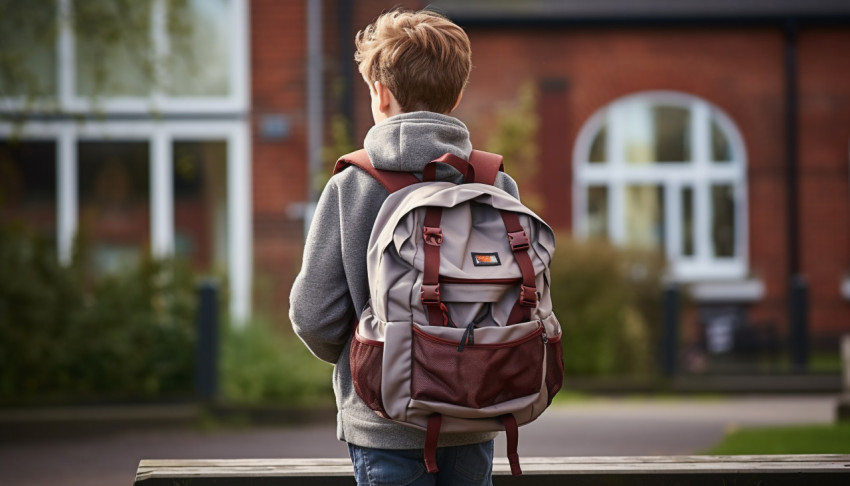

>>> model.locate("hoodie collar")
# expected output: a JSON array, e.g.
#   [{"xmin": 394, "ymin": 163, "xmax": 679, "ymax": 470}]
[{"xmin": 363, "ymin": 111, "xmax": 473, "ymax": 174}]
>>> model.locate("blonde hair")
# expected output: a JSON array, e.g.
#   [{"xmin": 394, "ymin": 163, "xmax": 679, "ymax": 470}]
[{"xmin": 355, "ymin": 8, "xmax": 471, "ymax": 114}]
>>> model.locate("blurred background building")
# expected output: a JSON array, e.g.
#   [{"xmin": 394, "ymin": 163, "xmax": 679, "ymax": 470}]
[
  {"xmin": 1, "ymin": 0, "xmax": 849, "ymax": 377},
  {"xmin": 1, "ymin": 0, "xmax": 251, "ymax": 321}
]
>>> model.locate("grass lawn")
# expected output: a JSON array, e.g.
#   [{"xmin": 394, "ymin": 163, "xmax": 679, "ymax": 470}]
[{"xmin": 706, "ymin": 422, "xmax": 850, "ymax": 455}]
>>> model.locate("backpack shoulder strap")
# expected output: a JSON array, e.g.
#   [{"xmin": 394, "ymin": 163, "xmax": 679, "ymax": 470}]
[
  {"xmin": 334, "ymin": 149, "xmax": 420, "ymax": 194},
  {"xmin": 468, "ymin": 150, "xmax": 505, "ymax": 185}
]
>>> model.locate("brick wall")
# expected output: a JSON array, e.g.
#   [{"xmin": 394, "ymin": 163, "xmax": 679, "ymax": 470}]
[
  {"xmin": 249, "ymin": 0, "xmax": 421, "ymax": 317},
  {"xmin": 455, "ymin": 25, "xmax": 849, "ymax": 339},
  {"xmin": 250, "ymin": 2, "xmax": 850, "ymax": 342},
  {"xmin": 250, "ymin": 0, "xmax": 310, "ymax": 317},
  {"xmin": 798, "ymin": 28, "xmax": 850, "ymax": 337}
]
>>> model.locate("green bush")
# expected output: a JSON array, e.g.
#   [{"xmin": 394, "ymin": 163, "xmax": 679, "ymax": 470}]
[
  {"xmin": 0, "ymin": 225, "xmax": 196, "ymax": 404},
  {"xmin": 220, "ymin": 316, "xmax": 334, "ymax": 406},
  {"xmin": 549, "ymin": 236, "xmax": 666, "ymax": 376}
]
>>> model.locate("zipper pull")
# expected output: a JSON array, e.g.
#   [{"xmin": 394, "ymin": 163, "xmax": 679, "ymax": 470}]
[
  {"xmin": 457, "ymin": 303, "xmax": 491, "ymax": 352},
  {"xmin": 457, "ymin": 321, "xmax": 475, "ymax": 352},
  {"xmin": 540, "ymin": 321, "xmax": 549, "ymax": 344}
]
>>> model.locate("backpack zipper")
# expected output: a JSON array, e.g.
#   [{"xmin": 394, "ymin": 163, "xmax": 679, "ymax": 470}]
[
  {"xmin": 439, "ymin": 277, "xmax": 523, "ymax": 285},
  {"xmin": 413, "ymin": 324, "xmax": 543, "ymax": 349},
  {"xmin": 457, "ymin": 304, "xmax": 491, "ymax": 352}
]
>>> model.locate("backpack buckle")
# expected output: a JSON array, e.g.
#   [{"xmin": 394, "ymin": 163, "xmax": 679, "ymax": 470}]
[
  {"xmin": 421, "ymin": 284, "xmax": 441, "ymax": 304},
  {"xmin": 423, "ymin": 226, "xmax": 443, "ymax": 246},
  {"xmin": 508, "ymin": 230, "xmax": 530, "ymax": 251},
  {"xmin": 519, "ymin": 285, "xmax": 538, "ymax": 307}
]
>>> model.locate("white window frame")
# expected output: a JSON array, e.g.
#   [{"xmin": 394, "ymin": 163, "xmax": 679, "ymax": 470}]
[
  {"xmin": 0, "ymin": 0, "xmax": 252, "ymax": 322},
  {"xmin": 0, "ymin": 120, "xmax": 253, "ymax": 322},
  {"xmin": 573, "ymin": 91, "xmax": 749, "ymax": 281},
  {"xmin": 1, "ymin": 0, "xmax": 250, "ymax": 115}
]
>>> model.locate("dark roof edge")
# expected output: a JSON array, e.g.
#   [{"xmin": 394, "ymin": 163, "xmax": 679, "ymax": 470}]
[{"xmin": 445, "ymin": 14, "xmax": 850, "ymax": 29}]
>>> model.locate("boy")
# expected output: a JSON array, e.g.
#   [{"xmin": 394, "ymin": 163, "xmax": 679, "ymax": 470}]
[{"xmin": 289, "ymin": 8, "xmax": 519, "ymax": 485}]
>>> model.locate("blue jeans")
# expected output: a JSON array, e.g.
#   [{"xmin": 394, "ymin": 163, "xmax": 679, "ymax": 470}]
[{"xmin": 348, "ymin": 440, "xmax": 494, "ymax": 486}]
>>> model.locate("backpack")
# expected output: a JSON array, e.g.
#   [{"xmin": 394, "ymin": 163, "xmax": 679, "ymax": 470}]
[{"xmin": 334, "ymin": 149, "xmax": 564, "ymax": 476}]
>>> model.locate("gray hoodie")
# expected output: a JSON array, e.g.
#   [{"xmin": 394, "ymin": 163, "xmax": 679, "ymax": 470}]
[{"xmin": 289, "ymin": 111, "xmax": 519, "ymax": 449}]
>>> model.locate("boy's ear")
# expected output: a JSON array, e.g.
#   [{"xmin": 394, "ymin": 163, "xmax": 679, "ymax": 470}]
[
  {"xmin": 374, "ymin": 81, "xmax": 402, "ymax": 117},
  {"xmin": 450, "ymin": 91, "xmax": 464, "ymax": 113},
  {"xmin": 374, "ymin": 81, "xmax": 392, "ymax": 112}
]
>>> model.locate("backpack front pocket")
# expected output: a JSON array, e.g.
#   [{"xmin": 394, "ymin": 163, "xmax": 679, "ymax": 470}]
[{"xmin": 410, "ymin": 324, "xmax": 544, "ymax": 409}]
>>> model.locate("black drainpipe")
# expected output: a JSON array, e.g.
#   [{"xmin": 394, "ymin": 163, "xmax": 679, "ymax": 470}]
[{"xmin": 784, "ymin": 19, "xmax": 808, "ymax": 373}]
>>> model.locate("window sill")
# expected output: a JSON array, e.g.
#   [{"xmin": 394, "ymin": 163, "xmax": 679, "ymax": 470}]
[{"xmin": 688, "ymin": 278, "xmax": 765, "ymax": 303}]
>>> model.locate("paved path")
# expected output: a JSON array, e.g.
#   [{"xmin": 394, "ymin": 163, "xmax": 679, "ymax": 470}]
[{"xmin": 0, "ymin": 395, "xmax": 836, "ymax": 485}]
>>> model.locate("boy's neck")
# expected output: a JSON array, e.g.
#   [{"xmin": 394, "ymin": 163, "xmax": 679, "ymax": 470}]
[{"xmin": 368, "ymin": 79, "xmax": 463, "ymax": 124}]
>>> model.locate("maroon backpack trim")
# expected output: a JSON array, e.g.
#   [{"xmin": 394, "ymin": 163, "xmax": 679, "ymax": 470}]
[
  {"xmin": 422, "ymin": 207, "xmax": 447, "ymax": 327},
  {"xmin": 424, "ymin": 414, "xmax": 442, "ymax": 474},
  {"xmin": 333, "ymin": 149, "xmax": 505, "ymax": 194},
  {"xmin": 423, "ymin": 153, "xmax": 475, "ymax": 183},
  {"xmin": 468, "ymin": 149, "xmax": 504, "ymax": 185},
  {"xmin": 334, "ymin": 149, "xmax": 420, "ymax": 193},
  {"xmin": 501, "ymin": 414, "xmax": 522, "ymax": 475},
  {"xmin": 500, "ymin": 211, "xmax": 538, "ymax": 324}
]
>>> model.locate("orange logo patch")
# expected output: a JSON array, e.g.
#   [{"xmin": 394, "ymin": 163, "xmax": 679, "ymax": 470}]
[{"xmin": 471, "ymin": 252, "xmax": 501, "ymax": 267}]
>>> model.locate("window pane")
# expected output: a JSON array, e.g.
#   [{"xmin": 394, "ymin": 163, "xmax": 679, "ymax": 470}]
[
  {"xmin": 681, "ymin": 187, "xmax": 694, "ymax": 257},
  {"xmin": 75, "ymin": 0, "xmax": 152, "ymax": 97},
  {"xmin": 165, "ymin": 0, "xmax": 231, "ymax": 96},
  {"xmin": 711, "ymin": 184, "xmax": 735, "ymax": 258},
  {"xmin": 655, "ymin": 106, "xmax": 691, "ymax": 162},
  {"xmin": 588, "ymin": 125, "xmax": 606, "ymax": 164},
  {"xmin": 173, "ymin": 141, "xmax": 228, "ymax": 271},
  {"xmin": 0, "ymin": 141, "xmax": 57, "ymax": 242},
  {"xmin": 625, "ymin": 185, "xmax": 665, "ymax": 251},
  {"xmin": 78, "ymin": 142, "xmax": 150, "ymax": 274},
  {"xmin": 586, "ymin": 186, "xmax": 608, "ymax": 239},
  {"xmin": 623, "ymin": 101, "xmax": 691, "ymax": 164},
  {"xmin": 0, "ymin": 0, "xmax": 57, "ymax": 97},
  {"xmin": 711, "ymin": 117, "xmax": 732, "ymax": 163}
]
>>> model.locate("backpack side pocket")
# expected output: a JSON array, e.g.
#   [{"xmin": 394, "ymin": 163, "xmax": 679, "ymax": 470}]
[
  {"xmin": 350, "ymin": 327, "xmax": 387, "ymax": 418},
  {"xmin": 545, "ymin": 333, "xmax": 564, "ymax": 405}
]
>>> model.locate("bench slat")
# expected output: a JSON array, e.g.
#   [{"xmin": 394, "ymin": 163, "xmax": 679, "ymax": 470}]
[{"xmin": 136, "ymin": 455, "xmax": 850, "ymax": 485}]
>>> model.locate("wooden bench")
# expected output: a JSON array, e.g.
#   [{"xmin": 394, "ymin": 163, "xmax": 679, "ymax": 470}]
[{"xmin": 136, "ymin": 455, "xmax": 850, "ymax": 485}]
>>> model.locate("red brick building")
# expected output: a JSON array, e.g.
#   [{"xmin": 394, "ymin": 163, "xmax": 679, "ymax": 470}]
[
  {"xmin": 2, "ymin": 1, "xmax": 848, "ymax": 371},
  {"xmin": 428, "ymin": 1, "xmax": 850, "ymax": 370},
  {"xmin": 254, "ymin": 0, "xmax": 850, "ymax": 370}
]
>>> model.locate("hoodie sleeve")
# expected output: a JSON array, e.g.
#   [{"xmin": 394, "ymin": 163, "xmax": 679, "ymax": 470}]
[{"xmin": 289, "ymin": 178, "xmax": 354, "ymax": 364}]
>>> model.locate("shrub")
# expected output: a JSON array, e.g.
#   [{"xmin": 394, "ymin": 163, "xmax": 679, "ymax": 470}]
[
  {"xmin": 220, "ymin": 316, "xmax": 334, "ymax": 406},
  {"xmin": 0, "ymin": 224, "xmax": 196, "ymax": 404},
  {"xmin": 549, "ymin": 236, "xmax": 666, "ymax": 376}
]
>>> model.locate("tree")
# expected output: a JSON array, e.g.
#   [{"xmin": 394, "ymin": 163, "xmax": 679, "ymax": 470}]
[{"xmin": 0, "ymin": 0, "xmax": 197, "ymax": 117}]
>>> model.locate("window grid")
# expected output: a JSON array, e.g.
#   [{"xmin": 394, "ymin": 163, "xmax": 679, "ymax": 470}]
[
  {"xmin": 3, "ymin": 0, "xmax": 249, "ymax": 114},
  {"xmin": 1, "ymin": 0, "xmax": 251, "ymax": 320},
  {"xmin": 574, "ymin": 91, "xmax": 748, "ymax": 281},
  {"xmin": 3, "ymin": 126, "xmax": 250, "ymax": 323}
]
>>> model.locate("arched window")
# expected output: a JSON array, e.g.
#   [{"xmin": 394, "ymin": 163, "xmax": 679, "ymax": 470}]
[{"xmin": 573, "ymin": 91, "xmax": 748, "ymax": 280}]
